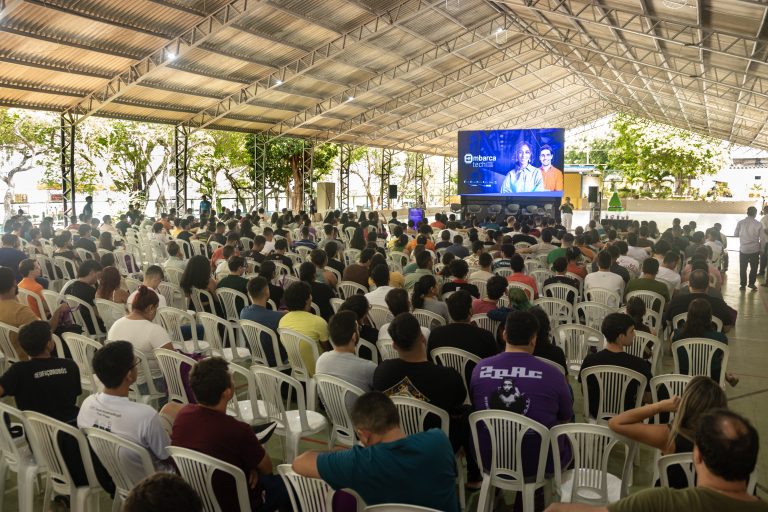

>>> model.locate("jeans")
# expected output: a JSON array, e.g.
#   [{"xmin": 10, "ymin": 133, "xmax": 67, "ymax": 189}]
[{"xmin": 740, "ymin": 251, "xmax": 760, "ymax": 286}]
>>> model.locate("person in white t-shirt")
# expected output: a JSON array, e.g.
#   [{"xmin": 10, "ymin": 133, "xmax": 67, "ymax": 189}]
[
  {"xmin": 585, "ymin": 250, "xmax": 625, "ymax": 299},
  {"xmin": 78, "ymin": 341, "xmax": 182, "ymax": 485},
  {"xmin": 364, "ymin": 264, "xmax": 394, "ymax": 307},
  {"xmin": 163, "ymin": 241, "xmax": 187, "ymax": 270},
  {"xmin": 656, "ymin": 251, "xmax": 682, "ymax": 298},
  {"xmin": 109, "ymin": 286, "xmax": 173, "ymax": 396},
  {"xmin": 126, "ymin": 265, "xmax": 166, "ymax": 312},
  {"xmin": 468, "ymin": 252, "xmax": 495, "ymax": 282},
  {"xmin": 378, "ymin": 288, "xmax": 430, "ymax": 341}
]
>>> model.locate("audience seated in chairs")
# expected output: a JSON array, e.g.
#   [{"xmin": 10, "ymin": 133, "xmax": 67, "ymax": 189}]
[
  {"xmin": 278, "ymin": 281, "xmax": 330, "ymax": 376},
  {"xmin": 315, "ymin": 310, "xmax": 376, "ymax": 394},
  {"xmin": 413, "ymin": 274, "xmax": 450, "ymax": 322},
  {"xmin": 428, "ymin": 289, "xmax": 498, "ymax": 360},
  {"xmin": 127, "ymin": 264, "xmax": 166, "ymax": 310}
]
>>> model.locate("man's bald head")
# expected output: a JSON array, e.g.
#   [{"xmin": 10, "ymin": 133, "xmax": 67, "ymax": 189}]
[{"xmin": 695, "ymin": 409, "xmax": 759, "ymax": 483}]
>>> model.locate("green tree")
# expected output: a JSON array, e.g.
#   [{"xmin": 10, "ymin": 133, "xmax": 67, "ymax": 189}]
[
  {"xmin": 0, "ymin": 108, "xmax": 55, "ymax": 219},
  {"xmin": 41, "ymin": 118, "xmax": 104, "ymax": 196},
  {"xmin": 188, "ymin": 130, "xmax": 252, "ymax": 209},
  {"xmin": 564, "ymin": 135, "xmax": 613, "ymax": 167},
  {"xmin": 607, "ymin": 114, "xmax": 728, "ymax": 197}
]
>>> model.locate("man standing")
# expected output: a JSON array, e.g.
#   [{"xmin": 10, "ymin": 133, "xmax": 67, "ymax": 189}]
[
  {"xmin": 199, "ymin": 194, "xmax": 212, "ymax": 216},
  {"xmin": 760, "ymin": 206, "xmax": 768, "ymax": 278},
  {"xmin": 735, "ymin": 206, "xmax": 762, "ymax": 290},
  {"xmin": 540, "ymin": 145, "xmax": 563, "ymax": 191},
  {"xmin": 560, "ymin": 197, "xmax": 574, "ymax": 232}
]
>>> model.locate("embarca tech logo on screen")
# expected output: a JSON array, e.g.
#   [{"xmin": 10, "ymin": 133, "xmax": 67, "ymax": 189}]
[{"xmin": 463, "ymin": 153, "xmax": 496, "ymax": 168}]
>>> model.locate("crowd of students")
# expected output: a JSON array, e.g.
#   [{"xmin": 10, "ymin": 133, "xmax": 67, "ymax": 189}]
[{"xmin": 0, "ymin": 203, "xmax": 764, "ymax": 511}]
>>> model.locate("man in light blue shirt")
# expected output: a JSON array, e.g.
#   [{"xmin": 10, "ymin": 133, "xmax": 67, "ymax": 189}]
[{"xmin": 735, "ymin": 206, "xmax": 762, "ymax": 290}]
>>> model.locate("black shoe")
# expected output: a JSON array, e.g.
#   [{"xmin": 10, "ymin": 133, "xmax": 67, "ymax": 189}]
[
  {"xmin": 749, "ymin": 284, "xmax": 758, "ymax": 291},
  {"xmin": 254, "ymin": 422, "xmax": 277, "ymax": 444}
]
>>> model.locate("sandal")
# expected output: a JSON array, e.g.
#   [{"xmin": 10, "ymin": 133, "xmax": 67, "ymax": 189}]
[{"xmin": 725, "ymin": 373, "xmax": 739, "ymax": 387}]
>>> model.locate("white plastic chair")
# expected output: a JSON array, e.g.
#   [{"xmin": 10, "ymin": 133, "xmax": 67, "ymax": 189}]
[
  {"xmin": 576, "ymin": 301, "xmax": 616, "ymax": 331},
  {"xmin": 469, "ymin": 279, "xmax": 488, "ymax": 298},
  {"xmin": 338, "ymin": 280, "xmax": 368, "ymax": 299},
  {"xmin": 278, "ymin": 464, "xmax": 334, "ymax": 512},
  {"xmin": 54, "ymin": 256, "xmax": 78, "ymax": 280},
  {"xmin": 17, "ymin": 287, "xmax": 49, "ymax": 321},
  {"xmin": 554, "ymin": 324, "xmax": 605, "ymax": 378},
  {"xmin": 124, "ymin": 277, "xmax": 142, "ymax": 294},
  {"xmin": 368, "ymin": 304, "xmax": 393, "ymax": 330},
  {"xmin": 227, "ymin": 363, "xmax": 270, "ymax": 428},
  {"xmin": 153, "ymin": 347, "xmax": 197, "ymax": 404},
  {"xmin": 494, "ymin": 268, "xmax": 514, "ymax": 279},
  {"xmin": 190, "ymin": 239, "xmax": 208, "ymax": 257},
  {"xmin": 627, "ymin": 330, "xmax": 661, "ymax": 375},
  {"xmin": 376, "ymin": 339, "xmax": 399, "ymax": 361},
  {"xmin": 129, "ymin": 348, "xmax": 167, "ymax": 407},
  {"xmin": 251, "ymin": 365, "xmax": 328, "ymax": 463},
  {"xmin": 61, "ymin": 332, "xmax": 101, "ymax": 395},
  {"xmin": 330, "ymin": 297, "xmax": 344, "ymax": 313},
  {"xmin": 585, "ymin": 287, "xmax": 621, "ymax": 308},
  {"xmin": 167, "ymin": 446, "xmax": 251, "ymax": 512},
  {"xmin": 156, "ymin": 306, "xmax": 211, "ymax": 354},
  {"xmin": 532, "ymin": 297, "xmax": 574, "ymax": 326},
  {"xmin": 650, "ymin": 374, "xmax": 693, "ymax": 424},
  {"xmin": 580, "ymin": 365, "xmax": 647, "ymax": 424},
  {"xmin": 278, "ymin": 328, "xmax": 320, "ymax": 407},
  {"xmin": 430, "ymin": 347, "xmax": 480, "ymax": 405},
  {"xmin": 197, "ymin": 312, "xmax": 251, "ymax": 363},
  {"xmin": 314, "ymin": 373, "xmax": 365, "ymax": 448},
  {"xmin": 412, "ymin": 308, "xmax": 446, "ymax": 330},
  {"xmin": 657, "ymin": 452, "xmax": 695, "ymax": 489},
  {"xmin": 157, "ymin": 281, "xmax": 187, "ymax": 310},
  {"xmin": 391, "ymin": 396, "xmax": 465, "ymax": 510},
  {"xmin": 0, "ymin": 321, "xmax": 22, "ymax": 367},
  {"xmin": 64, "ymin": 294, "xmax": 107, "ymax": 341},
  {"xmin": 625, "ymin": 289, "xmax": 666, "ymax": 316},
  {"xmin": 543, "ymin": 282, "xmax": 580, "ymax": 303},
  {"xmin": 164, "ymin": 266, "xmax": 184, "ymax": 286},
  {"xmin": 529, "ymin": 269, "xmax": 554, "ymax": 293},
  {"xmin": 94, "ymin": 298, "xmax": 126, "ymax": 332},
  {"xmin": 83, "ymin": 427, "xmax": 155, "ymax": 511},
  {"xmin": 216, "ymin": 288, "xmax": 250, "ymax": 323},
  {"xmin": 239, "ymin": 319, "xmax": 289, "ymax": 370},
  {"xmin": 671, "ymin": 313, "xmax": 725, "ymax": 332},
  {"xmin": 24, "ymin": 411, "xmax": 102, "ymax": 512},
  {"xmin": 671, "ymin": 338, "xmax": 730, "ymax": 387},
  {"xmin": 470, "ymin": 313, "xmax": 500, "ymax": 337},
  {"xmin": 550, "ymin": 423, "xmax": 632, "ymax": 505},
  {"xmin": 190, "ymin": 287, "xmax": 217, "ymax": 315},
  {"xmin": 0, "ymin": 402, "xmax": 40, "ymax": 512},
  {"xmin": 469, "ymin": 410, "xmax": 550, "ymax": 512}
]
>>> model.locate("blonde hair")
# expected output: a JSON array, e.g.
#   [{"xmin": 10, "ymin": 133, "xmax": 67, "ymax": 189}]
[{"xmin": 667, "ymin": 376, "xmax": 727, "ymax": 450}]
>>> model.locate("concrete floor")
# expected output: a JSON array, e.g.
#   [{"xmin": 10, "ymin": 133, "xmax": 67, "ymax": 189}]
[{"xmin": 3, "ymin": 211, "xmax": 767, "ymax": 510}]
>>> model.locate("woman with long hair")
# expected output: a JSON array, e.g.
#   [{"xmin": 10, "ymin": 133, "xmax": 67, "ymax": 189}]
[
  {"xmin": 99, "ymin": 231, "xmax": 117, "ymax": 252},
  {"xmin": 96, "ymin": 266, "xmax": 129, "ymax": 305},
  {"xmin": 608, "ymin": 376, "xmax": 727, "ymax": 487},
  {"xmin": 349, "ymin": 227, "xmax": 366, "ymax": 251},
  {"xmin": 258, "ymin": 260, "xmax": 283, "ymax": 308},
  {"xmin": 108, "ymin": 285, "xmax": 173, "ymax": 400},
  {"xmin": 673, "ymin": 298, "xmax": 737, "ymax": 386},
  {"xmin": 411, "ymin": 274, "xmax": 449, "ymax": 321},
  {"xmin": 626, "ymin": 296, "xmax": 651, "ymax": 334}
]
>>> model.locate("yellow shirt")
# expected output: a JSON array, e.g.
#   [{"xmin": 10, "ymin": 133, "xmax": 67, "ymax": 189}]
[{"xmin": 278, "ymin": 311, "xmax": 329, "ymax": 376}]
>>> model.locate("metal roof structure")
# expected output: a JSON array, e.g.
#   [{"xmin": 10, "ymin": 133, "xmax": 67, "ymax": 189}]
[{"xmin": 2, "ymin": 0, "xmax": 768, "ymax": 156}]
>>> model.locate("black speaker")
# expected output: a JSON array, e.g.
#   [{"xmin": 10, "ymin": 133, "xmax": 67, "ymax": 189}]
[
  {"xmin": 389, "ymin": 185, "xmax": 398, "ymax": 199},
  {"xmin": 588, "ymin": 186, "xmax": 599, "ymax": 203}
]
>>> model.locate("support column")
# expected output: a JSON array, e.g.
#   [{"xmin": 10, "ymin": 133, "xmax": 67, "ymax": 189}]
[
  {"xmin": 253, "ymin": 134, "xmax": 268, "ymax": 211},
  {"xmin": 173, "ymin": 126, "xmax": 189, "ymax": 212},
  {"xmin": 414, "ymin": 152, "xmax": 425, "ymax": 205},
  {"xmin": 59, "ymin": 114, "xmax": 76, "ymax": 219},
  {"xmin": 339, "ymin": 143, "xmax": 352, "ymax": 212},
  {"xmin": 301, "ymin": 141, "xmax": 315, "ymax": 212},
  {"xmin": 379, "ymin": 148, "xmax": 393, "ymax": 209},
  {"xmin": 442, "ymin": 156, "xmax": 455, "ymax": 206}
]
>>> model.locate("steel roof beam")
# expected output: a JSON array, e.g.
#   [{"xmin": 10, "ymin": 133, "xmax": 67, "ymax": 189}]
[
  {"xmin": 180, "ymin": 0, "xmax": 450, "ymax": 132},
  {"xmin": 63, "ymin": 0, "xmax": 266, "ymax": 124},
  {"xmin": 0, "ymin": 53, "xmax": 114, "ymax": 79}
]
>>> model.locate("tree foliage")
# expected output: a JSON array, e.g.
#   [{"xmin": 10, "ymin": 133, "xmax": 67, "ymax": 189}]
[{"xmin": 188, "ymin": 130, "xmax": 252, "ymax": 210}]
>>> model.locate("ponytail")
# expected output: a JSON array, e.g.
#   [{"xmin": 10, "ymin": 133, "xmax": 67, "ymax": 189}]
[
  {"xmin": 412, "ymin": 275, "xmax": 436, "ymax": 309},
  {"xmin": 132, "ymin": 285, "xmax": 159, "ymax": 312}
]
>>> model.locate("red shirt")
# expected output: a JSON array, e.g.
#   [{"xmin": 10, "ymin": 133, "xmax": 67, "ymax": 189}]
[
  {"xmin": 566, "ymin": 263, "xmax": 587, "ymax": 280},
  {"xmin": 171, "ymin": 405, "xmax": 266, "ymax": 510},
  {"xmin": 507, "ymin": 273, "xmax": 538, "ymax": 299}
]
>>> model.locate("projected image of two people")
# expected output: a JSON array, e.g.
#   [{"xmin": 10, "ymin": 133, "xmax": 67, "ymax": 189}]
[{"xmin": 458, "ymin": 128, "xmax": 565, "ymax": 195}]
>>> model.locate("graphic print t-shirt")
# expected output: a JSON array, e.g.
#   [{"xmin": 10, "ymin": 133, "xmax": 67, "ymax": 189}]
[{"xmin": 470, "ymin": 352, "xmax": 572, "ymax": 475}]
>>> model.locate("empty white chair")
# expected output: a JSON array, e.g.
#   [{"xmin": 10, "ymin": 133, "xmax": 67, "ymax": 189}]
[
  {"xmin": 532, "ymin": 297, "xmax": 574, "ymax": 326},
  {"xmin": 61, "ymin": 332, "xmax": 101, "ymax": 395},
  {"xmin": 0, "ymin": 321, "xmax": 22, "ymax": 367},
  {"xmin": 216, "ymin": 288, "xmax": 250, "ymax": 323},
  {"xmin": 469, "ymin": 410, "xmax": 550, "ymax": 512},
  {"xmin": 278, "ymin": 464, "xmax": 334, "ymax": 512},
  {"xmin": 83, "ymin": 427, "xmax": 156, "ymax": 510},
  {"xmin": 0, "ymin": 402, "xmax": 40, "ymax": 512},
  {"xmin": 24, "ymin": 411, "xmax": 102, "ymax": 512},
  {"xmin": 154, "ymin": 348, "xmax": 197, "ymax": 404},
  {"xmin": 156, "ymin": 306, "xmax": 211, "ymax": 354},
  {"xmin": 550, "ymin": 423, "xmax": 632, "ymax": 505},
  {"xmin": 671, "ymin": 337, "xmax": 730, "ymax": 387},
  {"xmin": 314, "ymin": 374, "xmax": 365, "ymax": 448},
  {"xmin": 412, "ymin": 308, "xmax": 446, "ymax": 330},
  {"xmin": 585, "ymin": 287, "xmax": 621, "ymax": 308},
  {"xmin": 430, "ymin": 347, "xmax": 480, "ymax": 404},
  {"xmin": 157, "ymin": 281, "xmax": 187, "ymax": 310},
  {"xmin": 278, "ymin": 328, "xmax": 320, "ymax": 407},
  {"xmin": 64, "ymin": 294, "xmax": 107, "ymax": 341},
  {"xmin": 576, "ymin": 301, "xmax": 616, "ymax": 331},
  {"xmin": 94, "ymin": 298, "xmax": 126, "ymax": 332},
  {"xmin": 339, "ymin": 281, "xmax": 368, "ymax": 299},
  {"xmin": 227, "ymin": 363, "xmax": 269, "ymax": 428},
  {"xmin": 580, "ymin": 365, "xmax": 647, "ymax": 424},
  {"xmin": 554, "ymin": 324, "xmax": 605, "ymax": 378},
  {"xmin": 167, "ymin": 446, "xmax": 252, "ymax": 512},
  {"xmin": 239, "ymin": 319, "xmax": 289, "ymax": 370},
  {"xmin": 470, "ymin": 313, "xmax": 500, "ymax": 337},
  {"xmin": 251, "ymin": 365, "xmax": 328, "ymax": 462},
  {"xmin": 197, "ymin": 312, "xmax": 251, "ymax": 363}
]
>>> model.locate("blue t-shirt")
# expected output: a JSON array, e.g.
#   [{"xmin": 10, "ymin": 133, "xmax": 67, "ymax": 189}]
[
  {"xmin": 317, "ymin": 429, "xmax": 459, "ymax": 511},
  {"xmin": 240, "ymin": 305, "xmax": 286, "ymax": 366},
  {"xmin": 470, "ymin": 352, "xmax": 573, "ymax": 475}
]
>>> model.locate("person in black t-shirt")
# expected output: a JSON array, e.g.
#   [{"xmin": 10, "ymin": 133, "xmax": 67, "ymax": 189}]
[
  {"xmin": 67, "ymin": 259, "xmax": 106, "ymax": 335},
  {"xmin": 266, "ymin": 239, "xmax": 294, "ymax": 270},
  {"xmin": 74, "ymin": 224, "xmax": 98, "ymax": 255},
  {"xmin": 373, "ymin": 312, "xmax": 482, "ymax": 486},
  {"xmin": 0, "ymin": 320, "xmax": 81, "ymax": 422},
  {"xmin": 427, "ymin": 290, "xmax": 498, "ymax": 371},
  {"xmin": 324, "ymin": 241, "xmax": 346, "ymax": 276},
  {"xmin": 578, "ymin": 313, "xmax": 653, "ymax": 420},
  {"xmin": 299, "ymin": 262, "xmax": 335, "ymax": 321}
]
